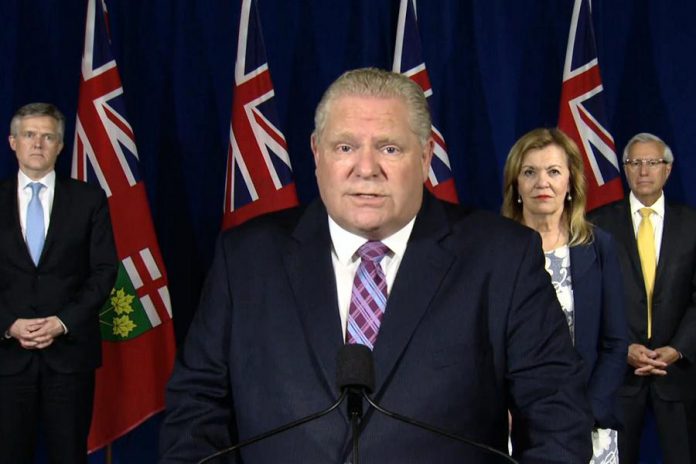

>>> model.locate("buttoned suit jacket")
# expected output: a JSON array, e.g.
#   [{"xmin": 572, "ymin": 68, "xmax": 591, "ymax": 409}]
[
  {"xmin": 568, "ymin": 228, "xmax": 628, "ymax": 429},
  {"xmin": 0, "ymin": 175, "xmax": 118, "ymax": 374},
  {"xmin": 160, "ymin": 193, "xmax": 593, "ymax": 464},
  {"xmin": 589, "ymin": 199, "xmax": 696, "ymax": 401}
]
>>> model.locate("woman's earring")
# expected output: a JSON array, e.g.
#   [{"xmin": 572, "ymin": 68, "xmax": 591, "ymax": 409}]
[
  {"xmin": 517, "ymin": 195, "xmax": 522, "ymax": 204},
  {"xmin": 566, "ymin": 192, "xmax": 572, "ymax": 201}
]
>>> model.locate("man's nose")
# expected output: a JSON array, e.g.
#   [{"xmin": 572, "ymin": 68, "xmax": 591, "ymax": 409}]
[{"xmin": 355, "ymin": 148, "xmax": 380, "ymax": 177}]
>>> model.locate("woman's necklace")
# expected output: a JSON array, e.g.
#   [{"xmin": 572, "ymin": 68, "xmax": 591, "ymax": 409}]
[{"xmin": 544, "ymin": 227, "xmax": 564, "ymax": 252}]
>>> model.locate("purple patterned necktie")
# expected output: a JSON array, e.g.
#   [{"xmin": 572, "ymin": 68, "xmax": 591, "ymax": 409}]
[{"xmin": 346, "ymin": 241, "xmax": 390, "ymax": 350}]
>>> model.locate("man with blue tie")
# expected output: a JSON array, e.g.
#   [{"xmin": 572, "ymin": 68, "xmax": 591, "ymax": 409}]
[
  {"xmin": 160, "ymin": 68, "xmax": 593, "ymax": 463},
  {"xmin": 0, "ymin": 103, "xmax": 118, "ymax": 463}
]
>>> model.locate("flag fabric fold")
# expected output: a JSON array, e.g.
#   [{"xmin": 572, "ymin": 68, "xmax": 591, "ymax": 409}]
[
  {"xmin": 73, "ymin": 0, "xmax": 176, "ymax": 452},
  {"xmin": 222, "ymin": 0, "xmax": 299, "ymax": 229},
  {"xmin": 558, "ymin": 0, "xmax": 623, "ymax": 211},
  {"xmin": 393, "ymin": 0, "xmax": 459, "ymax": 204}
]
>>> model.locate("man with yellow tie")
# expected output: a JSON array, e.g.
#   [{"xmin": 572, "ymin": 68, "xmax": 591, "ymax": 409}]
[{"xmin": 590, "ymin": 133, "xmax": 696, "ymax": 464}]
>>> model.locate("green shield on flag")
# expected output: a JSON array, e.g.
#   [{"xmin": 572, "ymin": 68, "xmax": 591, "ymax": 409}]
[{"xmin": 99, "ymin": 264, "xmax": 156, "ymax": 341}]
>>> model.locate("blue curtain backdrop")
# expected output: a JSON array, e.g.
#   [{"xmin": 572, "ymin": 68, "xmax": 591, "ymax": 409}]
[{"xmin": 1, "ymin": 0, "xmax": 693, "ymax": 462}]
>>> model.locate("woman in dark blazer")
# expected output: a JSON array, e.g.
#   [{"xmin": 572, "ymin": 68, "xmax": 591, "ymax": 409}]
[{"xmin": 502, "ymin": 128, "xmax": 628, "ymax": 463}]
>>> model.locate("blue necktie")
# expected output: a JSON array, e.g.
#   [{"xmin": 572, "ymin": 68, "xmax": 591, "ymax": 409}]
[{"xmin": 26, "ymin": 182, "xmax": 45, "ymax": 265}]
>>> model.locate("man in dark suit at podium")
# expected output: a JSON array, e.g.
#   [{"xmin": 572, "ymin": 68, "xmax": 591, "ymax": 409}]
[
  {"xmin": 0, "ymin": 103, "xmax": 117, "ymax": 463},
  {"xmin": 590, "ymin": 133, "xmax": 696, "ymax": 464},
  {"xmin": 160, "ymin": 68, "xmax": 593, "ymax": 463}
]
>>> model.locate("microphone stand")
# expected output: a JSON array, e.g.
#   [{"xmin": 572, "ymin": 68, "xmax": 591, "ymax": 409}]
[
  {"xmin": 197, "ymin": 390, "xmax": 347, "ymax": 464},
  {"xmin": 347, "ymin": 387, "xmax": 363, "ymax": 464},
  {"xmin": 362, "ymin": 392, "xmax": 518, "ymax": 464},
  {"xmin": 197, "ymin": 344, "xmax": 517, "ymax": 464}
]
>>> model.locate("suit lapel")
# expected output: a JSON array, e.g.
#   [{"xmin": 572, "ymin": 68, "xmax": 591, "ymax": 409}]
[
  {"xmin": 284, "ymin": 201, "xmax": 345, "ymax": 399},
  {"xmin": 655, "ymin": 203, "xmax": 677, "ymax": 292},
  {"xmin": 615, "ymin": 200, "xmax": 644, "ymax": 285},
  {"xmin": 371, "ymin": 194, "xmax": 454, "ymax": 397},
  {"xmin": 0, "ymin": 178, "xmax": 35, "ymax": 266},
  {"xmin": 39, "ymin": 177, "xmax": 69, "ymax": 266},
  {"xmin": 569, "ymin": 243, "xmax": 595, "ymax": 354}
]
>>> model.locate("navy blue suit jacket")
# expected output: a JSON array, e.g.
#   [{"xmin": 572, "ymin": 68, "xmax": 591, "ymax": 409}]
[
  {"xmin": 568, "ymin": 228, "xmax": 628, "ymax": 429},
  {"xmin": 160, "ymin": 194, "xmax": 593, "ymax": 463}
]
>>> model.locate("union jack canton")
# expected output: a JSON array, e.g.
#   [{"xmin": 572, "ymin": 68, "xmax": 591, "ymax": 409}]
[
  {"xmin": 558, "ymin": 0, "xmax": 623, "ymax": 211},
  {"xmin": 222, "ymin": 0, "xmax": 298, "ymax": 229},
  {"xmin": 393, "ymin": 0, "xmax": 459, "ymax": 204}
]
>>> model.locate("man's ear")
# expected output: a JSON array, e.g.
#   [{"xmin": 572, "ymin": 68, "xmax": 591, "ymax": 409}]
[{"xmin": 311, "ymin": 133, "xmax": 320, "ymax": 166}]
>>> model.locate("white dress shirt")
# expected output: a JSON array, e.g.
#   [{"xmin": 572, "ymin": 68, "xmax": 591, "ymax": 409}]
[
  {"xmin": 328, "ymin": 216, "xmax": 415, "ymax": 339},
  {"xmin": 17, "ymin": 169, "xmax": 56, "ymax": 241},
  {"xmin": 629, "ymin": 191, "xmax": 665, "ymax": 263}
]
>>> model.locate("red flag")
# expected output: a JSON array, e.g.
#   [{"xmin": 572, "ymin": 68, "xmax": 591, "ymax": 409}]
[
  {"xmin": 393, "ymin": 0, "xmax": 459, "ymax": 204},
  {"xmin": 222, "ymin": 0, "xmax": 299, "ymax": 229},
  {"xmin": 72, "ymin": 0, "xmax": 176, "ymax": 451},
  {"xmin": 558, "ymin": 0, "xmax": 623, "ymax": 211}
]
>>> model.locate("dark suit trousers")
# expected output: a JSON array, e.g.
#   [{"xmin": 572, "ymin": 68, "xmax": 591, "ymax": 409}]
[
  {"xmin": 0, "ymin": 355, "xmax": 95, "ymax": 464},
  {"xmin": 619, "ymin": 384, "xmax": 696, "ymax": 464}
]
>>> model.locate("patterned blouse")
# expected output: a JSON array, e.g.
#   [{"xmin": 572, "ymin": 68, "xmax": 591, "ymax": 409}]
[{"xmin": 544, "ymin": 245, "xmax": 575, "ymax": 343}]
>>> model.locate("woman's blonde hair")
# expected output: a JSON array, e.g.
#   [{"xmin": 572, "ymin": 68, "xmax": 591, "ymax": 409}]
[{"xmin": 501, "ymin": 127, "xmax": 593, "ymax": 246}]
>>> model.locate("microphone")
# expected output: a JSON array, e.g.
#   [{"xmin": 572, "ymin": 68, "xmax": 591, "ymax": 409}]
[{"xmin": 336, "ymin": 344, "xmax": 374, "ymax": 464}]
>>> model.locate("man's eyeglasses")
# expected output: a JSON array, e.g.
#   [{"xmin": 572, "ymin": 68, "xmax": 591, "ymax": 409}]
[
  {"xmin": 14, "ymin": 131, "xmax": 60, "ymax": 145},
  {"xmin": 623, "ymin": 159, "xmax": 669, "ymax": 169}
]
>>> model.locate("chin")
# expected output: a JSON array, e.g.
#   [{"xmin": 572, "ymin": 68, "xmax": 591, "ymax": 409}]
[{"xmin": 351, "ymin": 220, "xmax": 390, "ymax": 239}]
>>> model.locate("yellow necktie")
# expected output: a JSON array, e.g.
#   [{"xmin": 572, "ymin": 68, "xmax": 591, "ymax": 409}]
[{"xmin": 637, "ymin": 207, "xmax": 656, "ymax": 339}]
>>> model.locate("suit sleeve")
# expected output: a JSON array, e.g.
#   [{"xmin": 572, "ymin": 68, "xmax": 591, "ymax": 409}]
[
  {"xmin": 507, "ymin": 233, "xmax": 594, "ymax": 464},
  {"xmin": 669, "ymin": 249, "xmax": 696, "ymax": 362},
  {"xmin": 160, "ymin": 236, "xmax": 239, "ymax": 463},
  {"xmin": 56, "ymin": 190, "xmax": 117, "ymax": 331},
  {"xmin": 586, "ymin": 231, "xmax": 629, "ymax": 429}
]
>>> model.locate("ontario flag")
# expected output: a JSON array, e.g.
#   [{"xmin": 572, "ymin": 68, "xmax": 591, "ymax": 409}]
[
  {"xmin": 222, "ymin": 0, "xmax": 299, "ymax": 229},
  {"xmin": 558, "ymin": 0, "xmax": 623, "ymax": 211},
  {"xmin": 392, "ymin": 0, "xmax": 458, "ymax": 204},
  {"xmin": 72, "ymin": 0, "xmax": 176, "ymax": 452}
]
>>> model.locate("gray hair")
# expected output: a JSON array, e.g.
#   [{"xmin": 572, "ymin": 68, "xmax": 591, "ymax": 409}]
[
  {"xmin": 312, "ymin": 67, "xmax": 432, "ymax": 145},
  {"xmin": 10, "ymin": 102, "xmax": 65, "ymax": 142},
  {"xmin": 623, "ymin": 132, "xmax": 673, "ymax": 163}
]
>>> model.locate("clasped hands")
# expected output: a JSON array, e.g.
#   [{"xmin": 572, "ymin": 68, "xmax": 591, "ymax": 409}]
[
  {"xmin": 628, "ymin": 343, "xmax": 680, "ymax": 376},
  {"xmin": 8, "ymin": 317, "xmax": 65, "ymax": 350}
]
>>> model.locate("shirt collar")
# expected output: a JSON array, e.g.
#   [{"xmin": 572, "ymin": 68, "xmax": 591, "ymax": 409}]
[
  {"xmin": 629, "ymin": 190, "xmax": 665, "ymax": 218},
  {"xmin": 328, "ymin": 216, "xmax": 416, "ymax": 265},
  {"xmin": 18, "ymin": 169, "xmax": 56, "ymax": 191}
]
